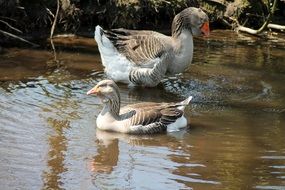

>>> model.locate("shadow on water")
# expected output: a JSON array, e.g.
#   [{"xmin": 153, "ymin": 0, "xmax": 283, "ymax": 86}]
[{"xmin": 0, "ymin": 30, "xmax": 285, "ymax": 190}]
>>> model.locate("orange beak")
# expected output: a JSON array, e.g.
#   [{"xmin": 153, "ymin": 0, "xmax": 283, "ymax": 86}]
[
  {"xmin": 87, "ymin": 86, "xmax": 99, "ymax": 95},
  {"xmin": 201, "ymin": 22, "xmax": 210, "ymax": 36}
]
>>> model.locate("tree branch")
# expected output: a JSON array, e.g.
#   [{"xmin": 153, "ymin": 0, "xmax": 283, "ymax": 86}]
[
  {"xmin": 50, "ymin": 0, "xmax": 60, "ymax": 61},
  {"xmin": 50, "ymin": 0, "xmax": 60, "ymax": 39}
]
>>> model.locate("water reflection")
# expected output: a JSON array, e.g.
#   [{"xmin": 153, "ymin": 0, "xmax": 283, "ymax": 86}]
[
  {"xmin": 0, "ymin": 31, "xmax": 285, "ymax": 190},
  {"xmin": 43, "ymin": 119, "xmax": 69, "ymax": 190},
  {"xmin": 89, "ymin": 129, "xmax": 220, "ymax": 189},
  {"xmin": 90, "ymin": 131, "xmax": 119, "ymax": 174}
]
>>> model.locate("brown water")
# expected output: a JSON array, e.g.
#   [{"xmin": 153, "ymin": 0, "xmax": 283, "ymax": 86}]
[{"xmin": 0, "ymin": 30, "xmax": 285, "ymax": 190}]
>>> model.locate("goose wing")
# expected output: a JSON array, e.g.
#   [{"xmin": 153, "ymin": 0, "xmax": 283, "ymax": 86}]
[
  {"xmin": 103, "ymin": 28, "xmax": 172, "ymax": 66},
  {"xmin": 120, "ymin": 102, "xmax": 184, "ymax": 134}
]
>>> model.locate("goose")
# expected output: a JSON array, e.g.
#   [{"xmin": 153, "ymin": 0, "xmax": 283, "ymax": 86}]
[
  {"xmin": 87, "ymin": 80, "xmax": 192, "ymax": 134},
  {"xmin": 94, "ymin": 7, "xmax": 210, "ymax": 87}
]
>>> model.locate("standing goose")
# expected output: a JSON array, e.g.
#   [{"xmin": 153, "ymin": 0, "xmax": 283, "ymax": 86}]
[
  {"xmin": 87, "ymin": 80, "xmax": 192, "ymax": 134},
  {"xmin": 94, "ymin": 7, "xmax": 210, "ymax": 87}
]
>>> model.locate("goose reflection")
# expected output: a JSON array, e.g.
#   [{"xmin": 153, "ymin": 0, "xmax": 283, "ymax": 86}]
[
  {"xmin": 89, "ymin": 132, "xmax": 119, "ymax": 174},
  {"xmin": 88, "ymin": 128, "xmax": 217, "ymax": 189},
  {"xmin": 89, "ymin": 128, "xmax": 189, "ymax": 175},
  {"xmin": 89, "ymin": 130, "xmax": 157, "ymax": 175}
]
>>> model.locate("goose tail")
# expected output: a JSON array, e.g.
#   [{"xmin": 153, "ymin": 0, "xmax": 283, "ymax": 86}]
[
  {"xmin": 94, "ymin": 25, "xmax": 114, "ymax": 50},
  {"xmin": 177, "ymin": 96, "xmax": 192, "ymax": 111},
  {"xmin": 94, "ymin": 25, "xmax": 103, "ymax": 44},
  {"xmin": 182, "ymin": 96, "xmax": 193, "ymax": 105}
]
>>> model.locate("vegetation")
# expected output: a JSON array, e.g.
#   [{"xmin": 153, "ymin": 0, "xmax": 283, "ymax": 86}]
[{"xmin": 0, "ymin": 0, "xmax": 285, "ymax": 46}]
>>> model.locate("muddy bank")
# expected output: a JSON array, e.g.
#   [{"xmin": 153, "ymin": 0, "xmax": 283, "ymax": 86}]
[{"xmin": 0, "ymin": 0, "xmax": 285, "ymax": 47}]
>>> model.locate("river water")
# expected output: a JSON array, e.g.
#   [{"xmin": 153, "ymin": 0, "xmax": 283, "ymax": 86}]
[{"xmin": 0, "ymin": 30, "xmax": 285, "ymax": 190}]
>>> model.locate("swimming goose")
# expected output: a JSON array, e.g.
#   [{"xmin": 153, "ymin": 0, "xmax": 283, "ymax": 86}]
[
  {"xmin": 94, "ymin": 7, "xmax": 210, "ymax": 87},
  {"xmin": 87, "ymin": 80, "xmax": 192, "ymax": 134}
]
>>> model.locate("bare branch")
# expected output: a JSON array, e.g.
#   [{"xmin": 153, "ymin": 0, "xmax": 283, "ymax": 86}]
[
  {"xmin": 0, "ymin": 29, "xmax": 39, "ymax": 47},
  {"xmin": 50, "ymin": 0, "xmax": 60, "ymax": 39},
  {"xmin": 0, "ymin": 16, "xmax": 17, "ymax": 22},
  {"xmin": 46, "ymin": 7, "xmax": 55, "ymax": 18},
  {"xmin": 0, "ymin": 20, "xmax": 22, "ymax": 34}
]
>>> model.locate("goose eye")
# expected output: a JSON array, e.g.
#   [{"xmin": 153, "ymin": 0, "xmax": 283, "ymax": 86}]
[{"xmin": 97, "ymin": 84, "xmax": 107, "ymax": 90}]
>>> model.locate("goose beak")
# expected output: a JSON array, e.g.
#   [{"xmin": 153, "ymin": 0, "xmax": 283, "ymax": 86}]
[
  {"xmin": 87, "ymin": 86, "xmax": 99, "ymax": 95},
  {"xmin": 201, "ymin": 22, "xmax": 210, "ymax": 36}
]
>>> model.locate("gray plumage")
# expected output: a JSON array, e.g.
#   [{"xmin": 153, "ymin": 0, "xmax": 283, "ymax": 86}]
[
  {"xmin": 94, "ymin": 7, "xmax": 209, "ymax": 87},
  {"xmin": 103, "ymin": 29, "xmax": 168, "ymax": 65}
]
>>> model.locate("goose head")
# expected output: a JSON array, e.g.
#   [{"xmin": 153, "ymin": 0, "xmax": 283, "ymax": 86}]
[
  {"xmin": 172, "ymin": 7, "xmax": 210, "ymax": 37},
  {"xmin": 87, "ymin": 80, "xmax": 120, "ymax": 104}
]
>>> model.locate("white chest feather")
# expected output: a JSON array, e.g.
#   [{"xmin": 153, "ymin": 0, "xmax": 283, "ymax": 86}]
[
  {"xmin": 96, "ymin": 112, "xmax": 129, "ymax": 133},
  {"xmin": 96, "ymin": 112, "xmax": 114, "ymax": 131}
]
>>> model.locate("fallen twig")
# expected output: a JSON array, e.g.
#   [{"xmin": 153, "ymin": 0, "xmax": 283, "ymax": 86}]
[
  {"xmin": 0, "ymin": 29, "xmax": 39, "ymax": 47},
  {"xmin": 0, "ymin": 16, "xmax": 17, "ymax": 22},
  {"xmin": 0, "ymin": 19, "xmax": 22, "ymax": 34}
]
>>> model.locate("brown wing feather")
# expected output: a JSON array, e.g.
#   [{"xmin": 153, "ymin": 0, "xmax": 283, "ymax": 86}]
[
  {"xmin": 103, "ymin": 28, "xmax": 172, "ymax": 65},
  {"xmin": 160, "ymin": 108, "xmax": 183, "ymax": 125},
  {"xmin": 120, "ymin": 102, "xmax": 184, "ymax": 127},
  {"xmin": 119, "ymin": 101, "xmax": 186, "ymax": 134}
]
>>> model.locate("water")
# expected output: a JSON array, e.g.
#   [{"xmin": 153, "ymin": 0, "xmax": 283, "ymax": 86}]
[{"xmin": 0, "ymin": 30, "xmax": 285, "ymax": 190}]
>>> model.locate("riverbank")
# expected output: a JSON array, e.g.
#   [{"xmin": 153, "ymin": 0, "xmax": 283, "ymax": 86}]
[{"xmin": 1, "ymin": 0, "xmax": 284, "ymax": 47}]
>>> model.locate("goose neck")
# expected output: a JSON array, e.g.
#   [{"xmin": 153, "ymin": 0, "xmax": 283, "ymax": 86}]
[{"xmin": 101, "ymin": 95, "xmax": 121, "ymax": 119}]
